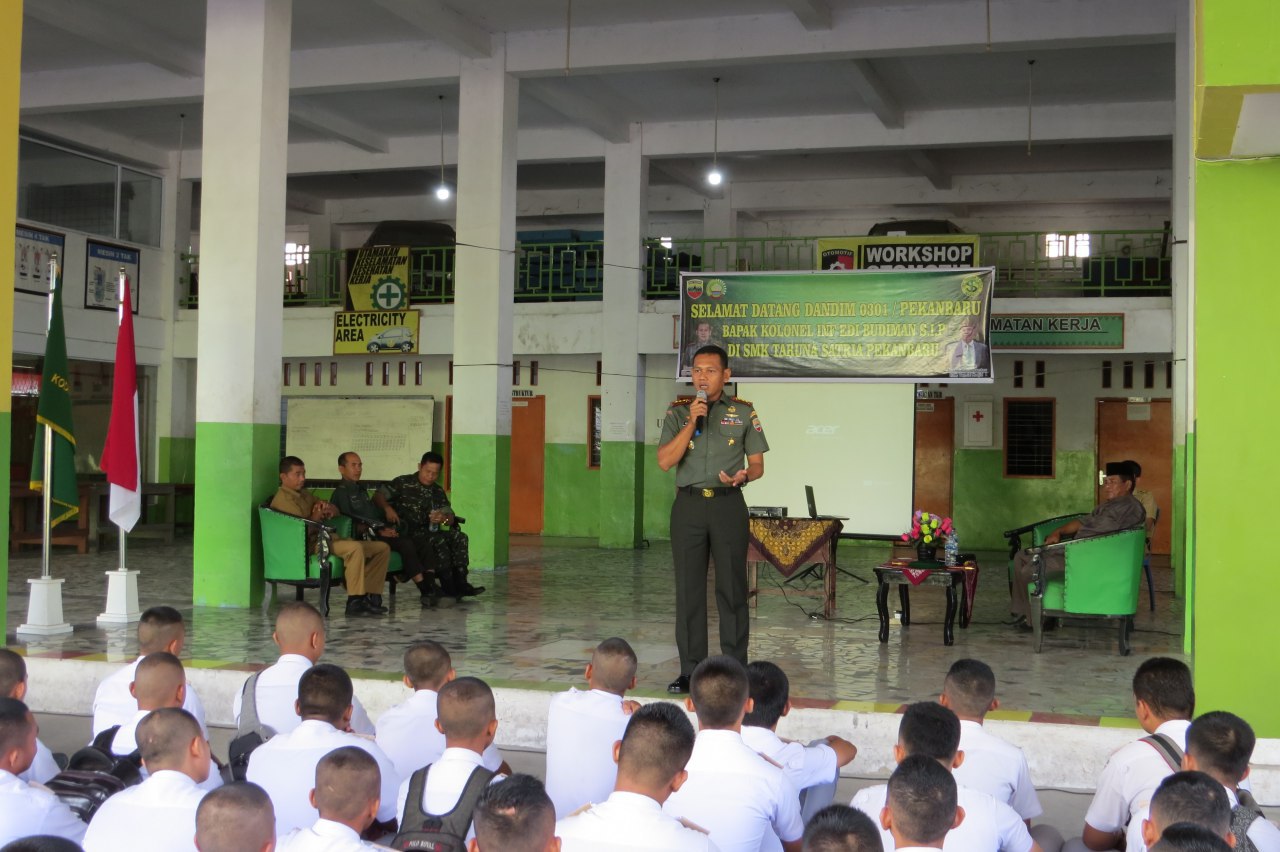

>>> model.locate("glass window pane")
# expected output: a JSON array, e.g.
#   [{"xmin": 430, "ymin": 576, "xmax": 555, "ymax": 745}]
[
  {"xmin": 120, "ymin": 168, "xmax": 162, "ymax": 247},
  {"xmin": 18, "ymin": 139, "xmax": 117, "ymax": 239}
]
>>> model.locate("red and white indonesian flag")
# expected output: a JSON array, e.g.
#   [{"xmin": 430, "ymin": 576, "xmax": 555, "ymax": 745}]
[{"xmin": 101, "ymin": 273, "xmax": 140, "ymax": 532}]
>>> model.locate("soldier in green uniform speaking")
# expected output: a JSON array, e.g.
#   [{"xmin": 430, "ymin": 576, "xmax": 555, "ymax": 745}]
[{"xmin": 658, "ymin": 345, "xmax": 769, "ymax": 694}]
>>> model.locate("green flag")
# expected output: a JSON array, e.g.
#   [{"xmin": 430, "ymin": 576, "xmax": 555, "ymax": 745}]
[{"xmin": 30, "ymin": 268, "xmax": 78, "ymax": 527}]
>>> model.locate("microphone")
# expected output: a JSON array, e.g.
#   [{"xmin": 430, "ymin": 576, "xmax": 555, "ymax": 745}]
[{"xmin": 695, "ymin": 390, "xmax": 707, "ymax": 436}]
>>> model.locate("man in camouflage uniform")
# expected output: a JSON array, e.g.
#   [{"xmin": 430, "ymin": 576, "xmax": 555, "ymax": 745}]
[{"xmin": 375, "ymin": 451, "xmax": 484, "ymax": 600}]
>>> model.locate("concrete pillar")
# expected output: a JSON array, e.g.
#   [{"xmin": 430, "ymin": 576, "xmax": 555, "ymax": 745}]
[
  {"xmin": 0, "ymin": 1, "xmax": 21, "ymax": 632},
  {"xmin": 450, "ymin": 39, "xmax": 516, "ymax": 570},
  {"xmin": 192, "ymin": 0, "xmax": 292, "ymax": 606},
  {"xmin": 156, "ymin": 154, "xmax": 195, "ymax": 488},
  {"xmin": 599, "ymin": 126, "xmax": 648, "ymax": 548},
  {"xmin": 1170, "ymin": 0, "xmax": 1193, "ymax": 605}
]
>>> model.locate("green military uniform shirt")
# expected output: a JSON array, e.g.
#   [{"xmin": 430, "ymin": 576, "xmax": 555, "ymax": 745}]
[
  {"xmin": 380, "ymin": 474, "xmax": 452, "ymax": 536},
  {"xmin": 661, "ymin": 395, "xmax": 769, "ymax": 488},
  {"xmin": 331, "ymin": 478, "xmax": 383, "ymax": 524}
]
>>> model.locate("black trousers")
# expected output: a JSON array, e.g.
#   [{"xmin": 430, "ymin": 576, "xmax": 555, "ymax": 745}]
[{"xmin": 670, "ymin": 488, "xmax": 750, "ymax": 675}]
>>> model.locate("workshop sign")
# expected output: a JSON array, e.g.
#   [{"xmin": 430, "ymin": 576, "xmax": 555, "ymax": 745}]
[
  {"xmin": 345, "ymin": 245, "xmax": 411, "ymax": 311},
  {"xmin": 990, "ymin": 313, "xmax": 1125, "ymax": 349},
  {"xmin": 817, "ymin": 235, "xmax": 979, "ymax": 271},
  {"xmin": 677, "ymin": 268, "xmax": 995, "ymax": 382},
  {"xmin": 332, "ymin": 309, "xmax": 420, "ymax": 355}
]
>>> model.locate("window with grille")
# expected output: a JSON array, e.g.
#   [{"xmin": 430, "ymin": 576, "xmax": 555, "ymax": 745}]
[{"xmin": 1004, "ymin": 399, "xmax": 1055, "ymax": 478}]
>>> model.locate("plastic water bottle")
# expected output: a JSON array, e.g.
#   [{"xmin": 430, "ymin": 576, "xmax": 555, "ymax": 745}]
[{"xmin": 944, "ymin": 533, "xmax": 959, "ymax": 567}]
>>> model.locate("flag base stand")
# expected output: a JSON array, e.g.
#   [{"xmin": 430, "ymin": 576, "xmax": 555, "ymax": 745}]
[
  {"xmin": 17, "ymin": 578, "xmax": 73, "ymax": 636},
  {"xmin": 96, "ymin": 569, "xmax": 141, "ymax": 626}
]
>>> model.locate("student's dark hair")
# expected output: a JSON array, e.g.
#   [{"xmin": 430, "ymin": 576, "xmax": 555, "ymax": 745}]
[
  {"xmin": 1150, "ymin": 771, "xmax": 1231, "ymax": 837},
  {"xmin": 297, "ymin": 663, "xmax": 354, "ymax": 723},
  {"xmin": 1133, "ymin": 657, "xmax": 1195, "ymax": 720},
  {"xmin": 0, "ymin": 697, "xmax": 31, "ymax": 757},
  {"xmin": 618, "ymin": 701, "xmax": 695, "ymax": 784},
  {"xmin": 314, "ymin": 746, "xmax": 381, "ymax": 822},
  {"xmin": 137, "ymin": 606, "xmax": 185, "ymax": 653},
  {"xmin": 886, "ymin": 754, "xmax": 958, "ymax": 846},
  {"xmin": 0, "ymin": 649, "xmax": 26, "ymax": 697},
  {"xmin": 590, "ymin": 637, "xmax": 639, "ymax": 693},
  {"xmin": 403, "ymin": 640, "xmax": 452, "ymax": 689},
  {"xmin": 689, "ymin": 656, "xmax": 750, "ymax": 728},
  {"xmin": 1187, "ymin": 711, "xmax": 1255, "ymax": 784},
  {"xmin": 419, "ymin": 451, "xmax": 444, "ymax": 466},
  {"xmin": 338, "ymin": 451, "xmax": 356, "ymax": 468},
  {"xmin": 279, "ymin": 455, "xmax": 305, "ymax": 474},
  {"xmin": 195, "ymin": 782, "xmax": 276, "ymax": 852},
  {"xmin": 1150, "ymin": 822, "xmax": 1233, "ymax": 851},
  {"xmin": 803, "ymin": 804, "xmax": 886, "ymax": 852},
  {"xmin": 942, "ymin": 659, "xmax": 996, "ymax": 718},
  {"xmin": 472, "ymin": 774, "xmax": 556, "ymax": 852},
  {"xmin": 898, "ymin": 701, "xmax": 961, "ymax": 762},
  {"xmin": 136, "ymin": 707, "xmax": 202, "ymax": 768},
  {"xmin": 743, "ymin": 661, "xmax": 790, "ymax": 729},
  {"xmin": 437, "ymin": 676, "xmax": 496, "ymax": 740},
  {"xmin": 693, "ymin": 344, "xmax": 728, "ymax": 369},
  {"xmin": 0, "ymin": 837, "xmax": 86, "ymax": 852}
]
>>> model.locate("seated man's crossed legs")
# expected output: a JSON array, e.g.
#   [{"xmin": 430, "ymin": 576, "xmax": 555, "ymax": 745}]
[{"xmin": 412, "ymin": 528, "xmax": 482, "ymax": 600}]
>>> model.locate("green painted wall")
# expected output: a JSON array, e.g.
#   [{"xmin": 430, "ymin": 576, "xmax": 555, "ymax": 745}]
[
  {"xmin": 451, "ymin": 433, "xmax": 511, "ymax": 569},
  {"xmin": 1194, "ymin": 156, "xmax": 1280, "ymax": 735},
  {"xmin": 192, "ymin": 422, "xmax": 280, "ymax": 607},
  {"xmin": 542, "ymin": 442, "xmax": 600, "ymax": 538},
  {"xmin": 1172, "ymin": 442, "xmax": 1187, "ymax": 598},
  {"xmin": 0, "ymin": 414, "xmax": 9, "ymax": 633},
  {"xmin": 1183, "ymin": 431, "xmax": 1195, "ymax": 655},
  {"xmin": 1199, "ymin": 0, "xmax": 1280, "ymax": 86},
  {"xmin": 158, "ymin": 436, "xmax": 197, "ymax": 524},
  {"xmin": 952, "ymin": 449, "xmax": 1097, "ymax": 550},
  {"xmin": 599, "ymin": 440, "xmax": 644, "ymax": 548}
]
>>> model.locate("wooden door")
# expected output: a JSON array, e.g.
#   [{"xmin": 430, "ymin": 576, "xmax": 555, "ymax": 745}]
[
  {"xmin": 913, "ymin": 397, "xmax": 954, "ymax": 518},
  {"xmin": 510, "ymin": 395, "xmax": 546, "ymax": 534},
  {"xmin": 1096, "ymin": 398, "xmax": 1172, "ymax": 554}
]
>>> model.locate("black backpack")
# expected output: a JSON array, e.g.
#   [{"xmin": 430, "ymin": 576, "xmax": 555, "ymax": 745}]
[
  {"xmin": 390, "ymin": 763, "xmax": 494, "ymax": 852},
  {"xmin": 44, "ymin": 726, "xmax": 143, "ymax": 822},
  {"xmin": 225, "ymin": 671, "xmax": 277, "ymax": 782},
  {"xmin": 1230, "ymin": 788, "xmax": 1265, "ymax": 852}
]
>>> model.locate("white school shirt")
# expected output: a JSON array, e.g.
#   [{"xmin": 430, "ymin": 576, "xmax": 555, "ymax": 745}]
[
  {"xmin": 0, "ymin": 768, "xmax": 87, "ymax": 847},
  {"xmin": 276, "ymin": 818, "xmax": 391, "ymax": 851},
  {"xmin": 851, "ymin": 782, "xmax": 1034, "ymax": 852},
  {"xmin": 111, "ymin": 708, "xmax": 223, "ymax": 792},
  {"xmin": 954, "ymin": 720, "xmax": 1043, "ymax": 820},
  {"xmin": 82, "ymin": 768, "xmax": 205, "ymax": 852},
  {"xmin": 557, "ymin": 790, "xmax": 721, "ymax": 851},
  {"xmin": 1125, "ymin": 784, "xmax": 1280, "ymax": 852},
  {"xmin": 1084, "ymin": 719, "xmax": 1192, "ymax": 835},
  {"xmin": 247, "ymin": 719, "xmax": 400, "ymax": 837},
  {"xmin": 92, "ymin": 656, "xmax": 208, "ymax": 737},
  {"xmin": 545, "ymin": 687, "xmax": 632, "ymax": 818},
  {"xmin": 374, "ymin": 689, "xmax": 503, "ymax": 780},
  {"xmin": 663, "ymin": 729, "xmax": 804, "ymax": 852},
  {"xmin": 740, "ymin": 725, "xmax": 839, "ymax": 795},
  {"xmin": 18, "ymin": 738, "xmax": 59, "ymax": 784},
  {"xmin": 233, "ymin": 654, "xmax": 375, "ymax": 736},
  {"xmin": 395, "ymin": 747, "xmax": 505, "ymax": 842}
]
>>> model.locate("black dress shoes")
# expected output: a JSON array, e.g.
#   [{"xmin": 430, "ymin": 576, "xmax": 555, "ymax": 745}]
[
  {"xmin": 367, "ymin": 594, "xmax": 387, "ymax": 612},
  {"xmin": 345, "ymin": 596, "xmax": 380, "ymax": 617},
  {"xmin": 667, "ymin": 675, "xmax": 690, "ymax": 694}
]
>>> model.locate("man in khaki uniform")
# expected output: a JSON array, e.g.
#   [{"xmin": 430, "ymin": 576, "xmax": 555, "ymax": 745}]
[
  {"xmin": 271, "ymin": 456, "xmax": 391, "ymax": 617},
  {"xmin": 658, "ymin": 346, "xmax": 768, "ymax": 694}
]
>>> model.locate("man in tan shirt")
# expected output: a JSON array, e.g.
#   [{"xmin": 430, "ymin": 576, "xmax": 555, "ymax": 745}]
[{"xmin": 271, "ymin": 456, "xmax": 391, "ymax": 617}]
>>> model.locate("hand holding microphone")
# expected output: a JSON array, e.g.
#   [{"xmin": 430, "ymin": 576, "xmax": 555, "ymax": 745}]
[{"xmin": 693, "ymin": 389, "xmax": 708, "ymax": 435}]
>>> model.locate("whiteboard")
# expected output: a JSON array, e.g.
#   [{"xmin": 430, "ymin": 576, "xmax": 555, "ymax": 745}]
[
  {"xmin": 284, "ymin": 397, "xmax": 434, "ymax": 483},
  {"xmin": 736, "ymin": 382, "xmax": 915, "ymax": 537}
]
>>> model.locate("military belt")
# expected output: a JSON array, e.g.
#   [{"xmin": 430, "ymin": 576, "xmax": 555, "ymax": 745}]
[{"xmin": 678, "ymin": 485, "xmax": 737, "ymax": 498}]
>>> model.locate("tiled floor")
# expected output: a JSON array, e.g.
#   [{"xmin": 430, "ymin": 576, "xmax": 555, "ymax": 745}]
[{"xmin": 5, "ymin": 535, "xmax": 1185, "ymax": 721}]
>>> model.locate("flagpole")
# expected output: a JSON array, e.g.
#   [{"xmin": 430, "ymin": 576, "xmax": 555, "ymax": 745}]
[{"xmin": 41, "ymin": 422, "xmax": 52, "ymax": 580}]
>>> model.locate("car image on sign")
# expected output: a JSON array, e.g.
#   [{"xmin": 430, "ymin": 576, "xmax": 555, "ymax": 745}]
[{"xmin": 367, "ymin": 327, "xmax": 415, "ymax": 352}]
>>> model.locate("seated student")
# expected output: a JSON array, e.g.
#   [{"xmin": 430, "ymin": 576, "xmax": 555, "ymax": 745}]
[
  {"xmin": 1131, "ymin": 771, "xmax": 1232, "ymax": 852},
  {"xmin": 0, "ymin": 698, "xmax": 86, "ymax": 847},
  {"xmin": 545, "ymin": 637, "xmax": 642, "ymax": 819},
  {"xmin": 470, "ymin": 774, "xmax": 561, "ymax": 852},
  {"xmin": 247, "ymin": 664, "xmax": 399, "ymax": 837},
  {"xmin": 804, "ymin": 805, "xmax": 884, "ymax": 852},
  {"xmin": 83, "ymin": 708, "xmax": 211, "ymax": 852},
  {"xmin": 1149, "ymin": 823, "xmax": 1233, "ymax": 852},
  {"xmin": 376, "ymin": 641, "xmax": 507, "ymax": 781},
  {"xmin": 663, "ymin": 655, "xmax": 804, "ymax": 852},
  {"xmin": 880, "ymin": 755, "xmax": 963, "ymax": 851},
  {"xmin": 276, "ymin": 746, "xmax": 384, "ymax": 851},
  {"xmin": 1183, "ymin": 711, "xmax": 1280, "ymax": 852},
  {"xmin": 0, "ymin": 650, "xmax": 58, "ymax": 784},
  {"xmin": 233, "ymin": 602, "xmax": 374, "ymax": 737},
  {"xmin": 556, "ymin": 702, "xmax": 716, "ymax": 851},
  {"xmin": 194, "ymin": 781, "xmax": 276, "ymax": 852},
  {"xmin": 850, "ymin": 702, "xmax": 1040, "ymax": 852},
  {"xmin": 92, "ymin": 605, "xmax": 208, "ymax": 737},
  {"xmin": 1070, "ymin": 657, "xmax": 1195, "ymax": 852},
  {"xmin": 395, "ymin": 677, "xmax": 507, "ymax": 842},
  {"xmin": 742, "ymin": 661, "xmax": 858, "ymax": 823}
]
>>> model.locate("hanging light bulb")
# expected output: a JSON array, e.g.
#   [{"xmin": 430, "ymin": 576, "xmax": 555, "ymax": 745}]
[
  {"xmin": 707, "ymin": 77, "xmax": 724, "ymax": 186},
  {"xmin": 435, "ymin": 94, "xmax": 451, "ymax": 201}
]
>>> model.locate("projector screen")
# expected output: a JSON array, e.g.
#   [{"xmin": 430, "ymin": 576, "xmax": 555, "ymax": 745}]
[{"xmin": 735, "ymin": 382, "xmax": 916, "ymax": 537}]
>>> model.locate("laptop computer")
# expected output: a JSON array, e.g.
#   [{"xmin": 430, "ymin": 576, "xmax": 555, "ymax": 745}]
[{"xmin": 806, "ymin": 485, "xmax": 849, "ymax": 521}]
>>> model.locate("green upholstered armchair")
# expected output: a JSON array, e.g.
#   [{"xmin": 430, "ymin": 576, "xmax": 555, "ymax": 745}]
[
  {"xmin": 1028, "ymin": 526, "xmax": 1147, "ymax": 655},
  {"xmin": 1003, "ymin": 513, "xmax": 1088, "ymax": 588},
  {"xmin": 258, "ymin": 504, "xmax": 347, "ymax": 616}
]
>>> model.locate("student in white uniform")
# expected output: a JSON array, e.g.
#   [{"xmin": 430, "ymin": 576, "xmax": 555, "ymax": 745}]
[
  {"xmin": 850, "ymin": 702, "xmax": 1040, "ymax": 852},
  {"xmin": 1068, "ymin": 657, "xmax": 1195, "ymax": 852},
  {"xmin": 545, "ymin": 637, "xmax": 641, "ymax": 819},
  {"xmin": 801, "ymin": 805, "xmax": 884, "ymax": 851},
  {"xmin": 247, "ymin": 664, "xmax": 400, "ymax": 838},
  {"xmin": 0, "ymin": 698, "xmax": 86, "ymax": 847},
  {"xmin": 395, "ymin": 676, "xmax": 506, "ymax": 841},
  {"xmin": 277, "ymin": 747, "xmax": 387, "ymax": 851},
  {"xmin": 92, "ymin": 605, "xmax": 208, "ymax": 737},
  {"xmin": 83, "ymin": 708, "xmax": 210, "ymax": 852},
  {"xmin": 1184, "ymin": 711, "xmax": 1280, "ymax": 852},
  {"xmin": 742, "ymin": 661, "xmax": 857, "ymax": 823},
  {"xmin": 233, "ymin": 602, "xmax": 374, "ymax": 738},
  {"xmin": 195, "ymin": 781, "xmax": 277, "ymax": 852},
  {"xmin": 470, "ymin": 774, "xmax": 561, "ymax": 852},
  {"xmin": 663, "ymin": 655, "xmax": 805, "ymax": 852},
  {"xmin": 376, "ymin": 641, "xmax": 507, "ymax": 781},
  {"xmin": 879, "ymin": 755, "xmax": 964, "ymax": 852},
  {"xmin": 556, "ymin": 701, "xmax": 718, "ymax": 851},
  {"xmin": 0, "ymin": 649, "xmax": 58, "ymax": 784},
  {"xmin": 1132, "ymin": 771, "xmax": 1232, "ymax": 851}
]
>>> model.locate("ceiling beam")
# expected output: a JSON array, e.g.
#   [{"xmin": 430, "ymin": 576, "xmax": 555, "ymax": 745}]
[
  {"xmin": 289, "ymin": 99, "xmax": 390, "ymax": 154},
  {"xmin": 522, "ymin": 78, "xmax": 633, "ymax": 144},
  {"xmin": 650, "ymin": 160, "xmax": 723, "ymax": 200},
  {"xmin": 847, "ymin": 60, "xmax": 903, "ymax": 129},
  {"xmin": 907, "ymin": 150, "xmax": 952, "ymax": 190},
  {"xmin": 19, "ymin": 116, "xmax": 169, "ymax": 170},
  {"xmin": 368, "ymin": 0, "xmax": 492, "ymax": 58},
  {"xmin": 779, "ymin": 0, "xmax": 832, "ymax": 31},
  {"xmin": 26, "ymin": 0, "xmax": 203, "ymax": 78},
  {"xmin": 286, "ymin": 189, "xmax": 327, "ymax": 216}
]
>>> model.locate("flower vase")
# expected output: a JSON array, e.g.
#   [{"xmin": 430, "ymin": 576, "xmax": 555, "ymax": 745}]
[{"xmin": 916, "ymin": 545, "xmax": 938, "ymax": 563}]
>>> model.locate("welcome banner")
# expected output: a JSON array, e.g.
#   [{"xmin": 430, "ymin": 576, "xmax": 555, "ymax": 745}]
[{"xmin": 677, "ymin": 268, "xmax": 995, "ymax": 382}]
